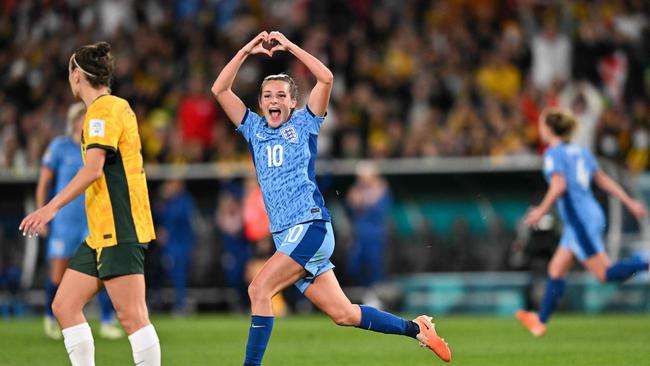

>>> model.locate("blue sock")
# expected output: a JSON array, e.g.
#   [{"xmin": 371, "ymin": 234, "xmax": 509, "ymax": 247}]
[
  {"xmin": 358, "ymin": 305, "xmax": 420, "ymax": 339},
  {"xmin": 538, "ymin": 278, "xmax": 566, "ymax": 323},
  {"xmin": 98, "ymin": 288, "xmax": 115, "ymax": 323},
  {"xmin": 606, "ymin": 259, "xmax": 648, "ymax": 282},
  {"xmin": 44, "ymin": 280, "xmax": 57, "ymax": 318},
  {"xmin": 244, "ymin": 315, "xmax": 274, "ymax": 366}
]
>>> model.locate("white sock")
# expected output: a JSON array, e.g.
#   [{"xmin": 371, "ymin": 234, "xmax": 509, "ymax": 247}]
[
  {"xmin": 62, "ymin": 322, "xmax": 95, "ymax": 366},
  {"xmin": 128, "ymin": 324, "xmax": 160, "ymax": 366}
]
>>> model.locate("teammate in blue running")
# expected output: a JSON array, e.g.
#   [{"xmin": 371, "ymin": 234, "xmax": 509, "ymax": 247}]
[
  {"xmin": 517, "ymin": 108, "xmax": 650, "ymax": 336},
  {"xmin": 211, "ymin": 31, "xmax": 451, "ymax": 365},
  {"xmin": 36, "ymin": 102, "xmax": 123, "ymax": 340}
]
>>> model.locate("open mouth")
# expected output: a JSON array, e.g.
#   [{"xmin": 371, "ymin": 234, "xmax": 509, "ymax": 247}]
[{"xmin": 269, "ymin": 108, "xmax": 281, "ymax": 120}]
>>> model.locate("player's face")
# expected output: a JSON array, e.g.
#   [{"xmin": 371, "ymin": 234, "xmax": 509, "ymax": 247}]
[{"xmin": 259, "ymin": 80, "xmax": 296, "ymax": 129}]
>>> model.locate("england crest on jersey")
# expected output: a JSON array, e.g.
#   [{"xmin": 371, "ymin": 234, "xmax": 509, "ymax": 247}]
[{"xmin": 280, "ymin": 126, "xmax": 298, "ymax": 143}]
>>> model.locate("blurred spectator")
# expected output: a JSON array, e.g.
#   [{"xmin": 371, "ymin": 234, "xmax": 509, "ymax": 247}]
[
  {"xmin": 0, "ymin": 0, "xmax": 648, "ymax": 167},
  {"xmin": 215, "ymin": 187, "xmax": 251, "ymax": 311},
  {"xmin": 155, "ymin": 178, "xmax": 196, "ymax": 315},
  {"xmin": 559, "ymin": 81, "xmax": 603, "ymax": 152},
  {"xmin": 520, "ymin": 2, "xmax": 572, "ymax": 90},
  {"xmin": 177, "ymin": 74, "xmax": 219, "ymax": 162},
  {"xmin": 346, "ymin": 161, "xmax": 391, "ymax": 304},
  {"xmin": 476, "ymin": 50, "xmax": 522, "ymax": 102}
]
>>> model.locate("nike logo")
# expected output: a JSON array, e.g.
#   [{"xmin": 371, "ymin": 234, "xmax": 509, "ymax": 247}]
[
  {"xmin": 251, "ymin": 324, "xmax": 266, "ymax": 328},
  {"xmin": 135, "ymin": 361, "xmax": 146, "ymax": 365},
  {"xmin": 97, "ymin": 263, "xmax": 103, "ymax": 270},
  {"xmin": 256, "ymin": 133, "xmax": 265, "ymax": 139}
]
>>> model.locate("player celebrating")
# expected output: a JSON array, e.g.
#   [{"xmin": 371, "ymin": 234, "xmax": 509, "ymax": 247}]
[
  {"xmin": 36, "ymin": 102, "xmax": 123, "ymax": 340},
  {"xmin": 20, "ymin": 42, "xmax": 160, "ymax": 366},
  {"xmin": 517, "ymin": 108, "xmax": 650, "ymax": 336},
  {"xmin": 211, "ymin": 31, "xmax": 451, "ymax": 365}
]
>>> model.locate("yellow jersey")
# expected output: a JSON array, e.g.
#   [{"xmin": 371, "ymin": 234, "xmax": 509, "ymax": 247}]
[{"xmin": 81, "ymin": 95, "xmax": 155, "ymax": 249}]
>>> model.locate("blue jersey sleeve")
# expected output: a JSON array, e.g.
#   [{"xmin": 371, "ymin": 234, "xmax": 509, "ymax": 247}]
[
  {"xmin": 543, "ymin": 148, "xmax": 567, "ymax": 180},
  {"xmin": 296, "ymin": 106, "xmax": 326, "ymax": 135},
  {"xmin": 236, "ymin": 109, "xmax": 261, "ymax": 142},
  {"xmin": 42, "ymin": 139, "xmax": 62, "ymax": 171}
]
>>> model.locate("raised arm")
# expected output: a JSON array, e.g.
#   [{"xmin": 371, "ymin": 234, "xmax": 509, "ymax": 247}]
[
  {"xmin": 593, "ymin": 169, "xmax": 647, "ymax": 219},
  {"xmin": 268, "ymin": 31, "xmax": 333, "ymax": 116},
  {"xmin": 211, "ymin": 32, "xmax": 271, "ymax": 127},
  {"xmin": 20, "ymin": 148, "xmax": 106, "ymax": 236},
  {"xmin": 524, "ymin": 174, "xmax": 566, "ymax": 226}
]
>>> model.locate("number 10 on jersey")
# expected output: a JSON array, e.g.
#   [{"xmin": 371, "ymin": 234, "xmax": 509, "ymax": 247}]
[{"xmin": 267, "ymin": 144, "xmax": 283, "ymax": 167}]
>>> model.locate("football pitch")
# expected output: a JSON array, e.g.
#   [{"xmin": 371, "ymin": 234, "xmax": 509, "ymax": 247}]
[{"xmin": 1, "ymin": 314, "xmax": 649, "ymax": 365}]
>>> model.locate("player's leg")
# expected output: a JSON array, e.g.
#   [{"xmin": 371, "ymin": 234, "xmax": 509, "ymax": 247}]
[
  {"xmin": 105, "ymin": 274, "xmax": 159, "ymax": 366},
  {"xmin": 517, "ymin": 246, "xmax": 573, "ymax": 336},
  {"xmin": 584, "ymin": 252, "xmax": 649, "ymax": 283},
  {"xmin": 44, "ymin": 233, "xmax": 73, "ymax": 339},
  {"xmin": 304, "ymin": 269, "xmax": 450, "ymax": 362},
  {"xmin": 97, "ymin": 288, "xmax": 123, "ymax": 339},
  {"xmin": 44, "ymin": 256, "xmax": 68, "ymax": 339},
  {"xmin": 52, "ymin": 269, "xmax": 102, "ymax": 366},
  {"xmin": 539, "ymin": 246, "xmax": 573, "ymax": 323},
  {"xmin": 101, "ymin": 242, "xmax": 159, "ymax": 366},
  {"xmin": 244, "ymin": 251, "xmax": 306, "ymax": 366}
]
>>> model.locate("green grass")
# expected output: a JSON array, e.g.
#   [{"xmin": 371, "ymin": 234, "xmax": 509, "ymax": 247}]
[{"xmin": 1, "ymin": 314, "xmax": 649, "ymax": 365}]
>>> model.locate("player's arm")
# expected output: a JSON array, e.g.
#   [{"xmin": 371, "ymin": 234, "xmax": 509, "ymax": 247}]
[
  {"xmin": 524, "ymin": 174, "xmax": 566, "ymax": 226},
  {"xmin": 20, "ymin": 149, "xmax": 106, "ymax": 236},
  {"xmin": 593, "ymin": 169, "xmax": 647, "ymax": 219},
  {"xmin": 268, "ymin": 31, "xmax": 333, "ymax": 116},
  {"xmin": 212, "ymin": 31, "xmax": 271, "ymax": 127}
]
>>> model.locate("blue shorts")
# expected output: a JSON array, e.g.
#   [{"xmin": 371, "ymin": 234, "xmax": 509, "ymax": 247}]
[
  {"xmin": 559, "ymin": 222, "xmax": 605, "ymax": 262},
  {"xmin": 272, "ymin": 220, "xmax": 335, "ymax": 293},
  {"xmin": 47, "ymin": 226, "xmax": 87, "ymax": 260}
]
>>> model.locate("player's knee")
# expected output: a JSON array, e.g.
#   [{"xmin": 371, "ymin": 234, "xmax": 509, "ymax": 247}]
[
  {"xmin": 51, "ymin": 298, "xmax": 64, "ymax": 320},
  {"xmin": 329, "ymin": 308, "xmax": 357, "ymax": 327},
  {"xmin": 547, "ymin": 264, "xmax": 564, "ymax": 279},
  {"xmin": 114, "ymin": 306, "xmax": 149, "ymax": 334},
  {"xmin": 52, "ymin": 296, "xmax": 77, "ymax": 320},
  {"xmin": 247, "ymin": 282, "xmax": 271, "ymax": 304}
]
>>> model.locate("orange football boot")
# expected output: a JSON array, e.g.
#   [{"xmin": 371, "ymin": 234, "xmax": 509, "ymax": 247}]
[
  {"xmin": 413, "ymin": 315, "xmax": 451, "ymax": 362},
  {"xmin": 515, "ymin": 310, "xmax": 547, "ymax": 337}
]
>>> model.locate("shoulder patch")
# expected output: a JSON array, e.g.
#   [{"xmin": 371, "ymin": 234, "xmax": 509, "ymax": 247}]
[{"xmin": 89, "ymin": 119, "xmax": 105, "ymax": 137}]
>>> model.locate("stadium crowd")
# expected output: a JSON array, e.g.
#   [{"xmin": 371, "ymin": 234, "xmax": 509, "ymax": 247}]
[{"xmin": 1, "ymin": 0, "xmax": 649, "ymax": 171}]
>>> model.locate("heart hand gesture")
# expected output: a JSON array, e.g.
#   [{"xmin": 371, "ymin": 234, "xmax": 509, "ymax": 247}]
[
  {"xmin": 242, "ymin": 31, "xmax": 272, "ymax": 57},
  {"xmin": 267, "ymin": 31, "xmax": 293, "ymax": 54}
]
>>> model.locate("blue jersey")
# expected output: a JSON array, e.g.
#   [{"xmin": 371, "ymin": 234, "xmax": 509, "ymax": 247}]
[
  {"xmin": 237, "ymin": 107, "xmax": 331, "ymax": 233},
  {"xmin": 543, "ymin": 143, "xmax": 605, "ymax": 230},
  {"xmin": 42, "ymin": 136, "xmax": 87, "ymax": 228}
]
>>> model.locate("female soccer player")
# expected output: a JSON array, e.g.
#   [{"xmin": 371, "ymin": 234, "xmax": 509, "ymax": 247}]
[
  {"xmin": 212, "ymin": 31, "xmax": 451, "ymax": 365},
  {"xmin": 517, "ymin": 108, "xmax": 649, "ymax": 336},
  {"xmin": 36, "ymin": 102, "xmax": 122, "ymax": 340},
  {"xmin": 20, "ymin": 42, "xmax": 160, "ymax": 366}
]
